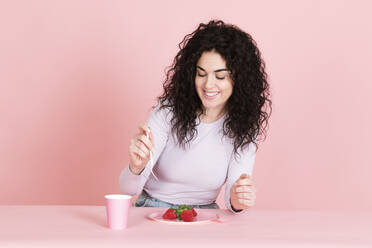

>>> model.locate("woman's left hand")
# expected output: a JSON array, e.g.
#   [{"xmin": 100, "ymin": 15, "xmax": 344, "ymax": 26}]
[{"xmin": 230, "ymin": 173, "xmax": 256, "ymax": 210}]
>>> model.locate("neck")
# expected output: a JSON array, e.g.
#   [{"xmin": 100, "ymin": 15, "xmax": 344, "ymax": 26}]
[{"xmin": 199, "ymin": 106, "xmax": 226, "ymax": 123}]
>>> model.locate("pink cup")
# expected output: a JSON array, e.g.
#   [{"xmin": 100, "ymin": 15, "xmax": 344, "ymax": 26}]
[{"xmin": 105, "ymin": 194, "xmax": 132, "ymax": 229}]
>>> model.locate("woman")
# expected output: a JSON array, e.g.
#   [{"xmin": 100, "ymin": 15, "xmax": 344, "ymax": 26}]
[{"xmin": 119, "ymin": 19, "xmax": 272, "ymax": 213}]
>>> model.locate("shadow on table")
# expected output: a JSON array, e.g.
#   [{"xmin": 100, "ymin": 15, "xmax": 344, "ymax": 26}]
[
  {"xmin": 74, "ymin": 210, "xmax": 107, "ymax": 228},
  {"xmin": 73, "ymin": 207, "xmax": 144, "ymax": 229}
]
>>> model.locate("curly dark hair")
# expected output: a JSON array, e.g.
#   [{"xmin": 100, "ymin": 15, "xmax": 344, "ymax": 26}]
[{"xmin": 157, "ymin": 19, "xmax": 272, "ymax": 157}]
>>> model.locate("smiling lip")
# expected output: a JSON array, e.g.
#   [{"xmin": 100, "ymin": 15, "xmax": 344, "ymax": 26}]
[{"xmin": 203, "ymin": 91, "xmax": 220, "ymax": 99}]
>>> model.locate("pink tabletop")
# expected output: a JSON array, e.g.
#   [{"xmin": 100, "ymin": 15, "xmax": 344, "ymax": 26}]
[{"xmin": 0, "ymin": 206, "xmax": 371, "ymax": 248}]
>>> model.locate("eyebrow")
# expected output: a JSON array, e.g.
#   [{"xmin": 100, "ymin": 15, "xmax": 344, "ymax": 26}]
[{"xmin": 196, "ymin": 65, "xmax": 230, "ymax": 73}]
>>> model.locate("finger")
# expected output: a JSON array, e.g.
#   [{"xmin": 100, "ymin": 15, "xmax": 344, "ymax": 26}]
[
  {"xmin": 239, "ymin": 173, "xmax": 252, "ymax": 180},
  {"xmin": 237, "ymin": 178, "xmax": 254, "ymax": 186},
  {"xmin": 236, "ymin": 173, "xmax": 252, "ymax": 184},
  {"xmin": 236, "ymin": 192, "xmax": 255, "ymax": 199},
  {"xmin": 129, "ymin": 139, "xmax": 139, "ymax": 155},
  {"xmin": 135, "ymin": 138, "xmax": 150, "ymax": 156},
  {"xmin": 138, "ymin": 123, "xmax": 151, "ymax": 136},
  {"xmin": 129, "ymin": 144, "xmax": 142, "ymax": 163},
  {"xmin": 129, "ymin": 138, "xmax": 135, "ymax": 146},
  {"xmin": 133, "ymin": 145, "xmax": 147, "ymax": 159},
  {"xmin": 138, "ymin": 124, "xmax": 155, "ymax": 149},
  {"xmin": 235, "ymin": 186, "xmax": 255, "ymax": 193},
  {"xmin": 148, "ymin": 128, "xmax": 154, "ymax": 143},
  {"xmin": 238, "ymin": 199, "xmax": 255, "ymax": 207},
  {"xmin": 137, "ymin": 133, "xmax": 154, "ymax": 152}
]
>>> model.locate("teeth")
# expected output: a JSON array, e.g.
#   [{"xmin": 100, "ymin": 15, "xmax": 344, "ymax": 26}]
[{"xmin": 205, "ymin": 92, "xmax": 219, "ymax": 96}]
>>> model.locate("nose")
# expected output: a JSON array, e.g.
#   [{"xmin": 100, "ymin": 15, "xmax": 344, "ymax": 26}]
[{"xmin": 204, "ymin": 74, "xmax": 216, "ymax": 89}]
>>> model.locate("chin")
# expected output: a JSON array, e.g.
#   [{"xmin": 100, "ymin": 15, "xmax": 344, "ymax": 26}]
[{"xmin": 201, "ymin": 101, "xmax": 221, "ymax": 110}]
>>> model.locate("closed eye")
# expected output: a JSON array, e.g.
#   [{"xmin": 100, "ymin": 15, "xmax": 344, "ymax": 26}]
[{"xmin": 197, "ymin": 73, "xmax": 225, "ymax": 80}]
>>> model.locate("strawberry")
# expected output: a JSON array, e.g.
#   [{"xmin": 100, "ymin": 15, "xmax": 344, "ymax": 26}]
[
  {"xmin": 175, "ymin": 205, "xmax": 189, "ymax": 220},
  {"xmin": 162, "ymin": 208, "xmax": 177, "ymax": 219},
  {"xmin": 191, "ymin": 208, "xmax": 197, "ymax": 217},
  {"xmin": 180, "ymin": 209, "xmax": 194, "ymax": 222}
]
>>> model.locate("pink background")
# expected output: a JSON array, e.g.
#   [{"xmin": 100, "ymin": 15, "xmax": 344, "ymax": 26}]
[{"xmin": 0, "ymin": 0, "xmax": 371, "ymax": 211}]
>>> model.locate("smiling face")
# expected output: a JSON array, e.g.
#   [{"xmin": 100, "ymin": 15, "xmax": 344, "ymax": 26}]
[{"xmin": 195, "ymin": 50, "xmax": 233, "ymax": 118}]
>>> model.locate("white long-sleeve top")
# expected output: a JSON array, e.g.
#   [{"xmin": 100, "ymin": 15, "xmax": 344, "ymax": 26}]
[{"xmin": 119, "ymin": 103, "xmax": 257, "ymax": 214}]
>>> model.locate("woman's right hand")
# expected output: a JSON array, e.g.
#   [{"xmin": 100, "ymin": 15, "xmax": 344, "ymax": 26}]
[{"xmin": 128, "ymin": 123, "xmax": 155, "ymax": 175}]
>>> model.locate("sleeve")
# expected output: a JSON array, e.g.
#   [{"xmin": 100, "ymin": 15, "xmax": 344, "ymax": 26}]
[
  {"xmin": 225, "ymin": 141, "xmax": 257, "ymax": 214},
  {"xmin": 119, "ymin": 103, "xmax": 171, "ymax": 196}
]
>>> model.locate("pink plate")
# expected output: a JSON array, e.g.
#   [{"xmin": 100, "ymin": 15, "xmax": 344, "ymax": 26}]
[{"xmin": 147, "ymin": 210, "xmax": 219, "ymax": 225}]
